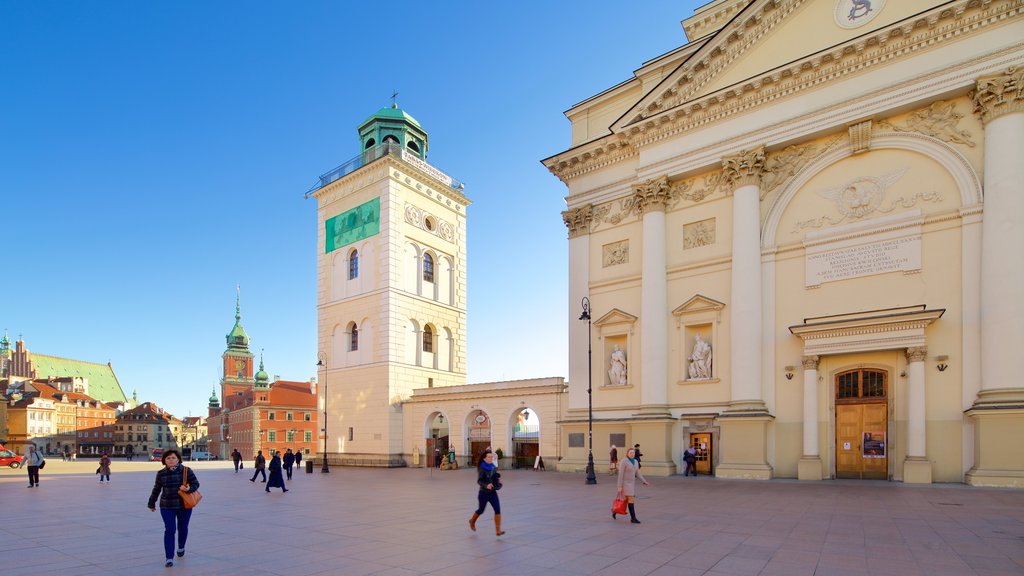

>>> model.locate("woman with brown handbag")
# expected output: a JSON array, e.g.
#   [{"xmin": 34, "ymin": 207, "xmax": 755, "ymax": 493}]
[{"xmin": 147, "ymin": 449, "xmax": 200, "ymax": 567}]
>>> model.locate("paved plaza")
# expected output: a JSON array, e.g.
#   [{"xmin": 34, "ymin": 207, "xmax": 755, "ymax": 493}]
[{"xmin": 1, "ymin": 460, "xmax": 1023, "ymax": 576}]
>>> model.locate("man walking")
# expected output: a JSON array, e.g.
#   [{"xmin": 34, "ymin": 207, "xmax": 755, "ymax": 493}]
[
  {"xmin": 231, "ymin": 449, "xmax": 242, "ymax": 472},
  {"xmin": 283, "ymin": 448, "xmax": 295, "ymax": 480},
  {"xmin": 249, "ymin": 450, "xmax": 267, "ymax": 483}
]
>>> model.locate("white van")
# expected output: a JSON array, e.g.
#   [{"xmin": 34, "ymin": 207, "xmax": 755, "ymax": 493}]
[{"xmin": 190, "ymin": 451, "xmax": 213, "ymax": 460}]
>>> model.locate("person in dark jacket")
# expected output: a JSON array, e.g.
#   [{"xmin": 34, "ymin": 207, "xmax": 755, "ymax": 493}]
[
  {"xmin": 294, "ymin": 449, "xmax": 302, "ymax": 471},
  {"xmin": 148, "ymin": 449, "xmax": 199, "ymax": 567},
  {"xmin": 468, "ymin": 450, "xmax": 505, "ymax": 536},
  {"xmin": 231, "ymin": 449, "xmax": 242, "ymax": 472},
  {"xmin": 266, "ymin": 451, "xmax": 288, "ymax": 493},
  {"xmin": 99, "ymin": 452, "xmax": 112, "ymax": 483},
  {"xmin": 249, "ymin": 450, "xmax": 267, "ymax": 483},
  {"xmin": 283, "ymin": 448, "xmax": 295, "ymax": 480}
]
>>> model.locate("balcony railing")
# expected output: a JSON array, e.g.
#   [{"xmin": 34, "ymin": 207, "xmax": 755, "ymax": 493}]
[{"xmin": 306, "ymin": 141, "xmax": 465, "ymax": 196}]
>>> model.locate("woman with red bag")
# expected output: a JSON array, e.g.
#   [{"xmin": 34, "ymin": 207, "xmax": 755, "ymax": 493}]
[
  {"xmin": 614, "ymin": 447, "xmax": 649, "ymax": 523},
  {"xmin": 148, "ymin": 449, "xmax": 200, "ymax": 567}
]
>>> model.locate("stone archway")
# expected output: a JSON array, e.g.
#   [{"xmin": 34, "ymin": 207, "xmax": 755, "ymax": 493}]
[
  {"xmin": 466, "ymin": 409, "xmax": 491, "ymax": 466},
  {"xmin": 424, "ymin": 411, "xmax": 450, "ymax": 468},
  {"xmin": 510, "ymin": 407, "xmax": 540, "ymax": 469}
]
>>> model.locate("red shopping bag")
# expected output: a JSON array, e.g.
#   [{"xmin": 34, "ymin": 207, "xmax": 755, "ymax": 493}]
[{"xmin": 612, "ymin": 497, "xmax": 628, "ymax": 515}]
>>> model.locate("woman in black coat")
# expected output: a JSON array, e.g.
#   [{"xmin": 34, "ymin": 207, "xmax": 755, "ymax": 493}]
[
  {"xmin": 266, "ymin": 451, "xmax": 288, "ymax": 493},
  {"xmin": 468, "ymin": 451, "xmax": 505, "ymax": 536},
  {"xmin": 148, "ymin": 449, "xmax": 199, "ymax": 567}
]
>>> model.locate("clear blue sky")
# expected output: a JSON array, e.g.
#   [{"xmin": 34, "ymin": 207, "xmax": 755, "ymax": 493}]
[{"xmin": 1, "ymin": 1, "xmax": 702, "ymax": 417}]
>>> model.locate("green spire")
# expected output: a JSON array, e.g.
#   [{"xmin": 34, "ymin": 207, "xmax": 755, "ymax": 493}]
[
  {"xmin": 0, "ymin": 329, "xmax": 10, "ymax": 357},
  {"xmin": 226, "ymin": 286, "xmax": 250, "ymax": 351},
  {"xmin": 208, "ymin": 386, "xmax": 220, "ymax": 407},
  {"xmin": 255, "ymin": 350, "xmax": 270, "ymax": 388}
]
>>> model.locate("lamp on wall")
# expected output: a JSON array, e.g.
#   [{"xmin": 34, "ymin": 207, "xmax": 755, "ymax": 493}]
[
  {"xmin": 784, "ymin": 366, "xmax": 795, "ymax": 380},
  {"xmin": 935, "ymin": 355, "xmax": 949, "ymax": 372}
]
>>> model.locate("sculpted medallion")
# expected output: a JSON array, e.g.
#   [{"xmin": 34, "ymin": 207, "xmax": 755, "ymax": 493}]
[
  {"xmin": 834, "ymin": 0, "xmax": 885, "ymax": 29},
  {"xmin": 816, "ymin": 168, "xmax": 907, "ymax": 219}
]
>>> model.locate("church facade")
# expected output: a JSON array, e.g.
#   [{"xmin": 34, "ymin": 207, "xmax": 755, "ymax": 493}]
[{"xmin": 545, "ymin": 0, "xmax": 1024, "ymax": 485}]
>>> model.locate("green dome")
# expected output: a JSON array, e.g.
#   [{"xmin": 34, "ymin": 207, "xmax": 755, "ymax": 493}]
[
  {"xmin": 359, "ymin": 105, "xmax": 423, "ymax": 131},
  {"xmin": 226, "ymin": 292, "xmax": 250, "ymax": 351},
  {"xmin": 208, "ymin": 387, "xmax": 220, "ymax": 407},
  {"xmin": 255, "ymin": 354, "xmax": 269, "ymax": 387}
]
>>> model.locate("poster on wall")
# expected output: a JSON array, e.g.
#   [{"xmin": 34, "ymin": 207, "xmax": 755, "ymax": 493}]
[
  {"xmin": 325, "ymin": 197, "xmax": 380, "ymax": 253},
  {"xmin": 862, "ymin": 432, "xmax": 886, "ymax": 458}
]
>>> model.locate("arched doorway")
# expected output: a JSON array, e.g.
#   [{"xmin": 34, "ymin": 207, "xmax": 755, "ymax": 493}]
[
  {"xmin": 466, "ymin": 409, "xmax": 491, "ymax": 466},
  {"xmin": 510, "ymin": 408, "xmax": 540, "ymax": 469},
  {"xmin": 835, "ymin": 368, "xmax": 889, "ymax": 479},
  {"xmin": 424, "ymin": 412, "xmax": 449, "ymax": 468}
]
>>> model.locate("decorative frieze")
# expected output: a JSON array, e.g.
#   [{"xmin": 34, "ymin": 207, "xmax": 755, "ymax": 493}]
[
  {"xmin": 906, "ymin": 346, "xmax": 928, "ymax": 363},
  {"xmin": 404, "ymin": 204, "xmax": 455, "ymax": 243},
  {"xmin": 722, "ymin": 147, "xmax": 766, "ymax": 190},
  {"xmin": 971, "ymin": 67, "xmax": 1024, "ymax": 124},
  {"xmin": 602, "ymin": 240, "xmax": 629, "ymax": 267},
  {"xmin": 561, "ymin": 204, "xmax": 594, "ymax": 238},
  {"xmin": 684, "ymin": 218, "xmax": 716, "ymax": 249},
  {"xmin": 877, "ymin": 100, "xmax": 976, "ymax": 147}
]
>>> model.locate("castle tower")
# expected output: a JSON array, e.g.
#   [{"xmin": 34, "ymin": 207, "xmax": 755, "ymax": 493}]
[
  {"xmin": 310, "ymin": 103, "xmax": 470, "ymax": 462},
  {"xmin": 221, "ymin": 290, "xmax": 254, "ymax": 410}
]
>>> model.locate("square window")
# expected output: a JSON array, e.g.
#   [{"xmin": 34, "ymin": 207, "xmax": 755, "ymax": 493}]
[{"xmin": 568, "ymin": 433, "xmax": 585, "ymax": 447}]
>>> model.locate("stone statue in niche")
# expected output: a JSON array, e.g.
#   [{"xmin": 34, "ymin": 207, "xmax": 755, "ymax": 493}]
[
  {"xmin": 688, "ymin": 334, "xmax": 713, "ymax": 380},
  {"xmin": 608, "ymin": 345, "xmax": 627, "ymax": 386}
]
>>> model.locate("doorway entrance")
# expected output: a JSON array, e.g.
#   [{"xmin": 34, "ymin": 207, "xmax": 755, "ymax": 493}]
[
  {"xmin": 688, "ymin": 433, "xmax": 712, "ymax": 475},
  {"xmin": 835, "ymin": 369, "xmax": 888, "ymax": 479}
]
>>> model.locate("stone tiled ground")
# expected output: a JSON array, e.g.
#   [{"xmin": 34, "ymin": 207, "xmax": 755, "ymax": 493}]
[{"xmin": 1, "ymin": 460, "xmax": 1023, "ymax": 575}]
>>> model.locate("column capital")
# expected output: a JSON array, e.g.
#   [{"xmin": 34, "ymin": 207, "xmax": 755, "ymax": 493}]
[
  {"xmin": 632, "ymin": 176, "xmax": 672, "ymax": 215},
  {"xmin": 802, "ymin": 355, "xmax": 820, "ymax": 370},
  {"xmin": 722, "ymin": 146, "xmax": 766, "ymax": 191},
  {"xmin": 906, "ymin": 346, "xmax": 928, "ymax": 363},
  {"xmin": 561, "ymin": 204, "xmax": 593, "ymax": 239},
  {"xmin": 971, "ymin": 67, "xmax": 1024, "ymax": 125}
]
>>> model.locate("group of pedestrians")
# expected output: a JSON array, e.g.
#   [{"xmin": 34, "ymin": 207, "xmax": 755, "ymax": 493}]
[{"xmin": 245, "ymin": 448, "xmax": 300, "ymax": 493}]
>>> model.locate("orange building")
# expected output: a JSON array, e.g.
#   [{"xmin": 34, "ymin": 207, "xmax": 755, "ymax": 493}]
[{"xmin": 207, "ymin": 293, "xmax": 317, "ymax": 460}]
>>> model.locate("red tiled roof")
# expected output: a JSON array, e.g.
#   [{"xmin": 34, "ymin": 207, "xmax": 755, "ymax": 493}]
[{"xmin": 268, "ymin": 380, "xmax": 317, "ymax": 407}]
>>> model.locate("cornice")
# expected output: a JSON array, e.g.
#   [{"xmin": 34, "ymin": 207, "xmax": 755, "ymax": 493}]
[
  {"xmin": 545, "ymin": 0, "xmax": 1023, "ymax": 183},
  {"xmin": 314, "ymin": 156, "xmax": 471, "ymax": 211}
]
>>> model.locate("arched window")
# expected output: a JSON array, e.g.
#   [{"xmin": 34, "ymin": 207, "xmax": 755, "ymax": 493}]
[
  {"xmin": 364, "ymin": 138, "xmax": 375, "ymax": 149},
  {"xmin": 836, "ymin": 369, "xmax": 887, "ymax": 401},
  {"xmin": 383, "ymin": 134, "xmax": 400, "ymax": 145},
  {"xmin": 422, "ymin": 325, "xmax": 433, "ymax": 353},
  {"xmin": 407, "ymin": 141, "xmax": 420, "ymax": 154},
  {"xmin": 350, "ymin": 325, "xmax": 359, "ymax": 352},
  {"xmin": 423, "ymin": 253, "xmax": 434, "ymax": 283},
  {"xmin": 348, "ymin": 249, "xmax": 359, "ymax": 280}
]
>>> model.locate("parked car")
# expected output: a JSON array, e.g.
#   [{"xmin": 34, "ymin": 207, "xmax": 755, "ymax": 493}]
[
  {"xmin": 0, "ymin": 449, "xmax": 24, "ymax": 468},
  {"xmin": 190, "ymin": 451, "xmax": 213, "ymax": 460},
  {"xmin": 150, "ymin": 448, "xmax": 164, "ymax": 462}
]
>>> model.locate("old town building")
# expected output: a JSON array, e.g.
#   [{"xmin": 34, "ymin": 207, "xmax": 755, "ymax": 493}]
[
  {"xmin": 1, "ymin": 333, "xmax": 127, "ymax": 404},
  {"xmin": 545, "ymin": 0, "xmax": 1024, "ymax": 486},
  {"xmin": 114, "ymin": 402, "xmax": 178, "ymax": 458},
  {"xmin": 206, "ymin": 295, "xmax": 318, "ymax": 460}
]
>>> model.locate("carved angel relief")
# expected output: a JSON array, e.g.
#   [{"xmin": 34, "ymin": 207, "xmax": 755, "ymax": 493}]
[{"xmin": 877, "ymin": 100, "xmax": 975, "ymax": 147}]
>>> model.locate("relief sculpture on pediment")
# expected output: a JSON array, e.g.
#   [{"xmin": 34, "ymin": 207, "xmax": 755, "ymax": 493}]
[{"xmin": 877, "ymin": 100, "xmax": 975, "ymax": 147}]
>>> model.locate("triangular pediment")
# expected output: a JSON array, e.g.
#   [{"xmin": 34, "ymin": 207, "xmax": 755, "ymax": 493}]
[
  {"xmin": 593, "ymin": 308, "xmax": 638, "ymax": 328},
  {"xmin": 672, "ymin": 294, "xmax": 726, "ymax": 317},
  {"xmin": 613, "ymin": 0, "xmax": 946, "ymax": 132}
]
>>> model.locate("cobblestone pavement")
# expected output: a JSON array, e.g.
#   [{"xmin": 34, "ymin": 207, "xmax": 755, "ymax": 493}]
[{"xmin": 1, "ymin": 461, "xmax": 1023, "ymax": 575}]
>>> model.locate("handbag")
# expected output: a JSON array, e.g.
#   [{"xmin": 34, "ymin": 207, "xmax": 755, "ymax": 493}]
[
  {"xmin": 38, "ymin": 459, "xmax": 45, "ymax": 469},
  {"xmin": 178, "ymin": 466, "xmax": 203, "ymax": 509},
  {"xmin": 96, "ymin": 467, "xmax": 101, "ymax": 474},
  {"xmin": 612, "ymin": 496, "xmax": 628, "ymax": 515}
]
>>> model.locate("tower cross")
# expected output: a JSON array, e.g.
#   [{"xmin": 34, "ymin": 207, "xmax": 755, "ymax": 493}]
[{"xmin": 391, "ymin": 90, "xmax": 399, "ymax": 108}]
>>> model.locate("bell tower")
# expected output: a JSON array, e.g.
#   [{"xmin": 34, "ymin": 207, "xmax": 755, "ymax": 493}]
[{"xmin": 358, "ymin": 103, "xmax": 428, "ymax": 160}]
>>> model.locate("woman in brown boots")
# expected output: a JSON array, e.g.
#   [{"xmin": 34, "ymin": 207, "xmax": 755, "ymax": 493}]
[{"xmin": 468, "ymin": 450, "xmax": 505, "ymax": 536}]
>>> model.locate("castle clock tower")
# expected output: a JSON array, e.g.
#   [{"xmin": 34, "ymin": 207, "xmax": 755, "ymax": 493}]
[{"xmin": 221, "ymin": 291, "xmax": 254, "ymax": 410}]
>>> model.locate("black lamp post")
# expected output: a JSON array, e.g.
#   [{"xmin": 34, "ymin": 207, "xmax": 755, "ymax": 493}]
[
  {"xmin": 318, "ymin": 352, "xmax": 329, "ymax": 473},
  {"xmin": 580, "ymin": 297, "xmax": 597, "ymax": 485}
]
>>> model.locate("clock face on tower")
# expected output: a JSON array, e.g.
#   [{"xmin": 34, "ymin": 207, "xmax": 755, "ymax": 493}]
[{"xmin": 235, "ymin": 359, "xmax": 245, "ymax": 377}]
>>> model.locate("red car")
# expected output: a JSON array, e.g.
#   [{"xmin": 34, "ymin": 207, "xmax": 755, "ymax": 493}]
[{"xmin": 0, "ymin": 448, "xmax": 24, "ymax": 468}]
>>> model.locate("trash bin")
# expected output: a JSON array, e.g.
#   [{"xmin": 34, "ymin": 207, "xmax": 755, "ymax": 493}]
[{"xmin": 306, "ymin": 460, "xmax": 313, "ymax": 474}]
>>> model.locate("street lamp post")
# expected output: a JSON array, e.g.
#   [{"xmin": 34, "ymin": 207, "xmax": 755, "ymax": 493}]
[
  {"xmin": 580, "ymin": 297, "xmax": 597, "ymax": 485},
  {"xmin": 318, "ymin": 352, "xmax": 329, "ymax": 473}
]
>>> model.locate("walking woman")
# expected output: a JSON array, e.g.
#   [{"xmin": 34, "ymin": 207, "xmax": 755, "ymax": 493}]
[
  {"xmin": 99, "ymin": 452, "xmax": 112, "ymax": 483},
  {"xmin": 266, "ymin": 451, "xmax": 288, "ymax": 493},
  {"xmin": 24, "ymin": 445, "xmax": 44, "ymax": 488},
  {"xmin": 468, "ymin": 450, "xmax": 505, "ymax": 536},
  {"xmin": 148, "ymin": 449, "xmax": 200, "ymax": 567},
  {"xmin": 615, "ymin": 446, "xmax": 650, "ymax": 524}
]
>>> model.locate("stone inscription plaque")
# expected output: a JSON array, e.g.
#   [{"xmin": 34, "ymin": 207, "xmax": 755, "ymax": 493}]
[{"xmin": 806, "ymin": 235, "xmax": 920, "ymax": 287}]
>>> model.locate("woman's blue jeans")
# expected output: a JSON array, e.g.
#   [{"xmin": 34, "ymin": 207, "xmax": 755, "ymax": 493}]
[{"xmin": 160, "ymin": 508, "xmax": 192, "ymax": 559}]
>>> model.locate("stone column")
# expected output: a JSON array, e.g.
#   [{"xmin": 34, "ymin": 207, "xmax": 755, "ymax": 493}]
[
  {"xmin": 632, "ymin": 177, "xmax": 671, "ymax": 415},
  {"xmin": 966, "ymin": 68, "xmax": 1024, "ymax": 487},
  {"xmin": 716, "ymin": 147, "xmax": 773, "ymax": 480},
  {"xmin": 562, "ymin": 205, "xmax": 593, "ymax": 418},
  {"xmin": 798, "ymin": 355, "xmax": 822, "ymax": 480},
  {"xmin": 904, "ymin": 347, "xmax": 932, "ymax": 484}
]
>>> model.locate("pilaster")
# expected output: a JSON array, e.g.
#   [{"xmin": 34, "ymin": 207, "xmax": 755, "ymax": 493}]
[
  {"xmin": 633, "ymin": 178, "xmax": 670, "ymax": 415},
  {"xmin": 798, "ymin": 355, "xmax": 822, "ymax": 481}
]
